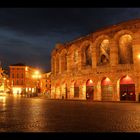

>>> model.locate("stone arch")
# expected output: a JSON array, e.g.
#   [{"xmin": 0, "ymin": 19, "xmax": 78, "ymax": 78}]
[
  {"xmin": 55, "ymin": 81, "xmax": 61, "ymax": 99},
  {"xmin": 67, "ymin": 44, "xmax": 78, "ymax": 55},
  {"xmin": 114, "ymin": 30, "xmax": 134, "ymax": 41},
  {"xmin": 72, "ymin": 80, "xmax": 80, "ymax": 98},
  {"xmin": 101, "ymin": 77, "xmax": 113, "ymax": 101},
  {"xmin": 94, "ymin": 35, "xmax": 111, "ymax": 66},
  {"xmin": 67, "ymin": 44, "xmax": 79, "ymax": 70},
  {"xmin": 55, "ymin": 53, "xmax": 60, "ymax": 74},
  {"xmin": 119, "ymin": 34, "xmax": 133, "ymax": 64},
  {"xmin": 86, "ymin": 79, "xmax": 94, "ymax": 100},
  {"xmin": 114, "ymin": 30, "xmax": 134, "ymax": 64},
  {"xmin": 60, "ymin": 49, "xmax": 67, "ymax": 73},
  {"xmin": 118, "ymin": 75, "xmax": 135, "ymax": 101},
  {"xmin": 52, "ymin": 56, "xmax": 56, "ymax": 74},
  {"xmin": 74, "ymin": 81, "xmax": 79, "ymax": 98},
  {"xmin": 80, "ymin": 40, "xmax": 93, "ymax": 68},
  {"xmin": 61, "ymin": 80, "xmax": 68, "ymax": 99}
]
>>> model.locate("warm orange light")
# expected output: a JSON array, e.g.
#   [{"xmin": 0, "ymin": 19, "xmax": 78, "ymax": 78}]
[
  {"xmin": 105, "ymin": 77, "xmax": 110, "ymax": 82},
  {"xmin": 35, "ymin": 70, "xmax": 39, "ymax": 75},
  {"xmin": 126, "ymin": 75, "xmax": 129, "ymax": 79},
  {"xmin": 120, "ymin": 75, "xmax": 134, "ymax": 84},
  {"xmin": 25, "ymin": 67, "xmax": 28, "ymax": 71},
  {"xmin": 32, "ymin": 70, "xmax": 41, "ymax": 79},
  {"xmin": 89, "ymin": 80, "xmax": 93, "ymax": 84},
  {"xmin": 102, "ymin": 77, "xmax": 111, "ymax": 85},
  {"xmin": 13, "ymin": 87, "xmax": 22, "ymax": 94},
  {"xmin": 138, "ymin": 54, "xmax": 140, "ymax": 59},
  {"xmin": 86, "ymin": 79, "xmax": 94, "ymax": 86}
]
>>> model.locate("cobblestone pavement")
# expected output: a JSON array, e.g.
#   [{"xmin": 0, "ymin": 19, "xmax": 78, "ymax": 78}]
[{"xmin": 1, "ymin": 95, "xmax": 140, "ymax": 132}]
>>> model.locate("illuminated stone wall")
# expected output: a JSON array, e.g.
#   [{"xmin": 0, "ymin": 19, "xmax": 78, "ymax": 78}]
[{"xmin": 51, "ymin": 19, "xmax": 140, "ymax": 102}]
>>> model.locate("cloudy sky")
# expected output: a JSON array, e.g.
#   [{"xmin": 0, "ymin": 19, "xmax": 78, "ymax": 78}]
[{"xmin": 0, "ymin": 8, "xmax": 140, "ymax": 72}]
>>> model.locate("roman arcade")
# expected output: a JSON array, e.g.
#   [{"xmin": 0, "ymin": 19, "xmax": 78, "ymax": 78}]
[{"xmin": 51, "ymin": 19, "xmax": 140, "ymax": 101}]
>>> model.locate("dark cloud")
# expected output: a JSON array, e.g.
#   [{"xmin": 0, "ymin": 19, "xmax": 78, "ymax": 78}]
[{"xmin": 0, "ymin": 8, "xmax": 140, "ymax": 71}]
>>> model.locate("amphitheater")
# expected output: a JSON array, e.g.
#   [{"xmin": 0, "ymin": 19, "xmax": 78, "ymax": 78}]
[{"xmin": 51, "ymin": 19, "xmax": 140, "ymax": 101}]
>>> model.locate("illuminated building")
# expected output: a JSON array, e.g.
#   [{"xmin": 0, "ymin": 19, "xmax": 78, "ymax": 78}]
[
  {"xmin": 51, "ymin": 19, "xmax": 140, "ymax": 101},
  {"xmin": 9, "ymin": 63, "xmax": 42, "ymax": 96},
  {"xmin": 0, "ymin": 64, "xmax": 9, "ymax": 94},
  {"xmin": 41, "ymin": 72, "xmax": 51, "ymax": 97}
]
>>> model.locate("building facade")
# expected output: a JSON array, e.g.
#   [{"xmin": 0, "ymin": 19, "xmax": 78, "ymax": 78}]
[
  {"xmin": 51, "ymin": 19, "xmax": 140, "ymax": 101},
  {"xmin": 9, "ymin": 63, "xmax": 42, "ymax": 96},
  {"xmin": 0, "ymin": 66, "xmax": 9, "ymax": 94},
  {"xmin": 41, "ymin": 72, "xmax": 51, "ymax": 97}
]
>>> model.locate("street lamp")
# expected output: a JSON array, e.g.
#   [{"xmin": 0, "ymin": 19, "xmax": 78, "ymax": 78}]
[{"xmin": 32, "ymin": 70, "xmax": 42, "ymax": 96}]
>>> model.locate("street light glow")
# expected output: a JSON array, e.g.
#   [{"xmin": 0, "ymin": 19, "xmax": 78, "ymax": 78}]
[
  {"xmin": 32, "ymin": 70, "xmax": 41, "ymax": 79},
  {"xmin": 35, "ymin": 70, "xmax": 39, "ymax": 75},
  {"xmin": 138, "ymin": 54, "xmax": 140, "ymax": 59}
]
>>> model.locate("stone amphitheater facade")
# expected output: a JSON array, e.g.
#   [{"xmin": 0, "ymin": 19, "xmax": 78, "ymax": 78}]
[{"xmin": 51, "ymin": 19, "xmax": 140, "ymax": 101}]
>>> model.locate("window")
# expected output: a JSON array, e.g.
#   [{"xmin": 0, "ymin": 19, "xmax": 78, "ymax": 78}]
[
  {"xmin": 12, "ymin": 74, "xmax": 14, "ymax": 78},
  {"xmin": 16, "ymin": 80, "xmax": 19, "ymax": 85},
  {"xmin": 13, "ymin": 80, "xmax": 14, "ymax": 85},
  {"xmin": 21, "ymin": 73, "xmax": 24, "ymax": 78},
  {"xmin": 17, "ymin": 74, "xmax": 19, "ymax": 78},
  {"xmin": 98, "ymin": 39, "xmax": 110, "ymax": 65},
  {"xmin": 85, "ymin": 45, "xmax": 92, "ymax": 66},
  {"xmin": 21, "ymin": 80, "xmax": 23, "ymax": 85}
]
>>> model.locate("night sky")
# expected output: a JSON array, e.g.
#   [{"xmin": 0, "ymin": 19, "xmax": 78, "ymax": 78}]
[{"xmin": 0, "ymin": 8, "xmax": 140, "ymax": 72}]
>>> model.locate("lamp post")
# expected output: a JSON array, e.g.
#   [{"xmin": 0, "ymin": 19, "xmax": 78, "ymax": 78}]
[{"xmin": 32, "ymin": 70, "xmax": 42, "ymax": 96}]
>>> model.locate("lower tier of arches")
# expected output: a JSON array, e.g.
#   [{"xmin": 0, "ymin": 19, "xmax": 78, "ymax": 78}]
[{"xmin": 51, "ymin": 75, "xmax": 139, "ymax": 101}]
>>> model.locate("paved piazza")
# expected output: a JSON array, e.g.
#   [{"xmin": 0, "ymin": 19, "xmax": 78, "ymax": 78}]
[{"xmin": 0, "ymin": 96, "xmax": 140, "ymax": 132}]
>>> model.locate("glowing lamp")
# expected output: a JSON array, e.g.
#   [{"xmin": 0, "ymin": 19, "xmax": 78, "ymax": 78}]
[{"xmin": 138, "ymin": 54, "xmax": 140, "ymax": 59}]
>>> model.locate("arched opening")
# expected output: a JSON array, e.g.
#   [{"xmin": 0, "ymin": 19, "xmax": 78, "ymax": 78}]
[
  {"xmin": 56, "ymin": 55, "xmax": 59, "ymax": 74},
  {"xmin": 52, "ymin": 57, "xmax": 56, "ymax": 74},
  {"xmin": 98, "ymin": 39, "xmax": 110, "ymax": 65},
  {"xmin": 81, "ymin": 43, "xmax": 92, "ymax": 68},
  {"xmin": 62, "ymin": 82, "xmax": 68, "ymax": 99},
  {"xmin": 101, "ymin": 77, "xmax": 113, "ymax": 101},
  {"xmin": 86, "ymin": 79, "xmax": 94, "ymax": 100},
  {"xmin": 120, "ymin": 75, "xmax": 135, "ymax": 101},
  {"xmin": 68, "ymin": 46, "xmax": 78, "ymax": 71},
  {"xmin": 74, "ymin": 49, "xmax": 78, "ymax": 64},
  {"xmin": 65, "ymin": 83, "xmax": 68, "ymax": 99},
  {"xmin": 119, "ymin": 34, "xmax": 133, "ymax": 64},
  {"xmin": 85, "ymin": 45, "xmax": 92, "ymax": 66},
  {"xmin": 64, "ymin": 53, "xmax": 67, "ymax": 71},
  {"xmin": 74, "ymin": 82, "xmax": 79, "ymax": 98},
  {"xmin": 61, "ymin": 52, "xmax": 67, "ymax": 73},
  {"xmin": 56, "ymin": 82, "xmax": 60, "ymax": 99}
]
